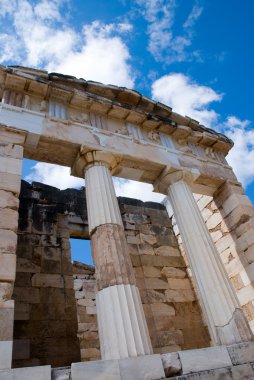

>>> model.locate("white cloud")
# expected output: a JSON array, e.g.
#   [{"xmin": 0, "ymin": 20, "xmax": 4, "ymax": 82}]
[
  {"xmin": 25, "ymin": 162, "xmax": 165, "ymax": 202},
  {"xmin": 0, "ymin": 0, "xmax": 134, "ymax": 87},
  {"xmin": 53, "ymin": 21, "xmax": 134, "ymax": 86},
  {"xmin": 135, "ymin": 0, "xmax": 203, "ymax": 63},
  {"xmin": 152, "ymin": 73, "xmax": 222, "ymax": 126},
  {"xmin": 151, "ymin": 74, "xmax": 254, "ymax": 188},
  {"xmin": 25, "ymin": 162, "xmax": 84, "ymax": 189},
  {"xmin": 223, "ymin": 117, "xmax": 254, "ymax": 187},
  {"xmin": 114, "ymin": 178, "xmax": 165, "ymax": 203}
]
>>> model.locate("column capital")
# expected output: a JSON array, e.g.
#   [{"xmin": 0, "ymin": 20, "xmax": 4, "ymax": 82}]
[
  {"xmin": 72, "ymin": 148, "xmax": 121, "ymax": 178},
  {"xmin": 154, "ymin": 167, "xmax": 200, "ymax": 194}
]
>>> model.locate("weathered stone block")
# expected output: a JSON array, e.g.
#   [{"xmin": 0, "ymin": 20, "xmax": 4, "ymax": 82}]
[
  {"xmin": 119, "ymin": 354, "xmax": 165, "ymax": 380},
  {"xmin": 32, "ymin": 273, "xmax": 73, "ymax": 288},
  {"xmin": 161, "ymin": 352, "xmax": 182, "ymax": 377},
  {"xmin": 0, "ymin": 365, "xmax": 51, "ymax": 379},
  {"xmin": 206, "ymin": 212, "xmax": 222, "ymax": 230},
  {"xmin": 0, "ymin": 253, "xmax": 16, "ymax": 281},
  {"xmin": 161, "ymin": 267, "xmax": 186, "ymax": 278},
  {"xmin": 179, "ymin": 346, "xmax": 232, "ymax": 375},
  {"xmin": 0, "ymin": 301, "xmax": 14, "ymax": 340},
  {"xmin": 72, "ymin": 359, "xmax": 120, "ymax": 380},
  {"xmin": 0, "ymin": 143, "xmax": 23, "ymax": 159},
  {"xmin": 154, "ymin": 246, "xmax": 180, "ymax": 257},
  {"xmin": 0, "ymin": 156, "xmax": 22, "ymax": 176},
  {"xmin": 165, "ymin": 289, "xmax": 196, "ymax": 302},
  {"xmin": 0, "ymin": 229, "xmax": 17, "ymax": 254},
  {"xmin": 150, "ymin": 302, "xmax": 175, "ymax": 317},
  {"xmin": 222, "ymin": 193, "xmax": 252, "ymax": 217},
  {"xmin": 13, "ymin": 287, "xmax": 40, "ymax": 303},
  {"xmin": 0, "ymin": 172, "xmax": 21, "ymax": 194},
  {"xmin": 227, "ymin": 341, "xmax": 254, "ymax": 365},
  {"xmin": 167, "ymin": 278, "xmax": 192, "ymax": 290},
  {"xmin": 0, "ymin": 282, "xmax": 13, "ymax": 302},
  {"xmin": 0, "ymin": 190, "xmax": 19, "ymax": 209},
  {"xmin": 16, "ymin": 258, "xmax": 40, "ymax": 273}
]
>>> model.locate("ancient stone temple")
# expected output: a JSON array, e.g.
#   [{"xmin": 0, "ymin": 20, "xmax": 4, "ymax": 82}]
[{"xmin": 0, "ymin": 65, "xmax": 254, "ymax": 379}]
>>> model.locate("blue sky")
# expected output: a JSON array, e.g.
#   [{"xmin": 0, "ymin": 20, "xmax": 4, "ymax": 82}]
[{"xmin": 0, "ymin": 0, "xmax": 253, "ymax": 263}]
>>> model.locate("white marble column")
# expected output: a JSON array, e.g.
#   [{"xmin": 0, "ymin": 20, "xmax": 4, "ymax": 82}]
[
  {"xmin": 75, "ymin": 150, "xmax": 153, "ymax": 360},
  {"xmin": 159, "ymin": 171, "xmax": 253, "ymax": 346}
]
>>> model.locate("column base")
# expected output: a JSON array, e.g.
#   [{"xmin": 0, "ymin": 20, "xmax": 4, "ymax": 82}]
[
  {"xmin": 96, "ymin": 284, "xmax": 153, "ymax": 360},
  {"xmin": 216, "ymin": 308, "xmax": 253, "ymax": 346}
]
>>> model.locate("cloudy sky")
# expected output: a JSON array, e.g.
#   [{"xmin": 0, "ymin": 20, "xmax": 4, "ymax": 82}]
[{"xmin": 0, "ymin": 0, "xmax": 253, "ymax": 261}]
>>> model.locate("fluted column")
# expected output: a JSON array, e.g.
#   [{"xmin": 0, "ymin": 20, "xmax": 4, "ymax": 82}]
[
  {"xmin": 157, "ymin": 170, "xmax": 253, "ymax": 346},
  {"xmin": 73, "ymin": 150, "xmax": 152, "ymax": 360}
]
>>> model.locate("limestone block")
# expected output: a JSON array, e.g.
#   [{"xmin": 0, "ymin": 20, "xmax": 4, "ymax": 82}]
[
  {"xmin": 140, "ymin": 233, "xmax": 157, "ymax": 246},
  {"xmin": 86, "ymin": 306, "xmax": 97, "ymax": 314},
  {"xmin": 167, "ymin": 278, "xmax": 192, "ymax": 290},
  {"xmin": 150, "ymin": 302, "xmax": 175, "ymax": 316},
  {"xmin": 0, "ymin": 340, "xmax": 12, "ymax": 370},
  {"xmin": 174, "ymin": 363, "xmax": 254, "ymax": 379},
  {"xmin": 161, "ymin": 352, "xmax": 182, "ymax": 377},
  {"xmin": 201, "ymin": 208, "xmax": 213, "ymax": 222},
  {"xmin": 14, "ymin": 302, "xmax": 30, "ymax": 320},
  {"xmin": 32, "ymin": 274, "xmax": 73, "ymax": 288},
  {"xmin": 222, "ymin": 193, "xmax": 252, "ymax": 217},
  {"xmin": 0, "ymin": 172, "xmax": 21, "ymax": 194},
  {"xmin": 77, "ymin": 299, "xmax": 95, "ymax": 307},
  {"xmin": 224, "ymin": 205, "xmax": 254, "ymax": 230},
  {"xmin": 215, "ymin": 234, "xmax": 235, "ymax": 253},
  {"xmin": 237, "ymin": 230, "xmax": 254, "ymax": 253},
  {"xmin": 154, "ymin": 246, "xmax": 180, "ymax": 257},
  {"xmin": 140, "ymin": 289, "xmax": 166, "ymax": 303},
  {"xmin": 0, "ymin": 156, "xmax": 22, "ymax": 176},
  {"xmin": 0, "ymin": 229, "xmax": 17, "ymax": 254},
  {"xmin": 138, "ymin": 244, "xmax": 154, "ymax": 255},
  {"xmin": 71, "ymin": 359, "xmax": 120, "ymax": 380},
  {"xmin": 140, "ymin": 255, "xmax": 185, "ymax": 268},
  {"xmin": 12, "ymin": 287, "xmax": 40, "ymax": 303},
  {"xmin": 119, "ymin": 354, "xmax": 165, "ymax": 380},
  {"xmin": 0, "ymin": 282, "xmax": 13, "ymax": 302},
  {"xmin": 165, "ymin": 289, "xmax": 196, "ymax": 302},
  {"xmin": 0, "ymin": 300, "xmax": 14, "ymax": 341},
  {"xmin": 179, "ymin": 346, "xmax": 232, "ymax": 375},
  {"xmin": 0, "ymin": 365, "xmax": 51, "ymax": 379},
  {"xmin": 225, "ymin": 257, "xmax": 245, "ymax": 278},
  {"xmin": 127, "ymin": 235, "xmax": 141, "ymax": 244},
  {"xmin": 16, "ymin": 258, "xmax": 40, "ymax": 273},
  {"xmin": 0, "ymin": 129, "xmax": 25, "ymax": 145},
  {"xmin": 74, "ymin": 278, "xmax": 83, "ymax": 290},
  {"xmin": 161, "ymin": 267, "xmax": 186, "ymax": 278},
  {"xmin": 143, "ymin": 266, "xmax": 161, "ymax": 278},
  {"xmin": 227, "ymin": 341, "xmax": 254, "ymax": 365},
  {"xmin": 12, "ymin": 339, "xmax": 30, "ymax": 360},
  {"xmin": 206, "ymin": 212, "xmax": 222, "ymax": 230},
  {"xmin": 0, "ymin": 253, "xmax": 16, "ymax": 281},
  {"xmin": 0, "ymin": 190, "xmax": 19, "ymax": 209},
  {"xmin": 210, "ymin": 230, "xmax": 222, "ymax": 243},
  {"xmin": 196, "ymin": 195, "xmax": 213, "ymax": 211},
  {"xmin": 0, "ymin": 143, "xmax": 23, "ymax": 159},
  {"xmin": 144, "ymin": 278, "xmax": 170, "ymax": 289},
  {"xmin": 237, "ymin": 283, "xmax": 254, "ymax": 306}
]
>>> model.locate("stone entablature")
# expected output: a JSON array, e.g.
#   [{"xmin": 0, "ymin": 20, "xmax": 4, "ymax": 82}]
[{"xmin": 0, "ymin": 65, "xmax": 235, "ymax": 196}]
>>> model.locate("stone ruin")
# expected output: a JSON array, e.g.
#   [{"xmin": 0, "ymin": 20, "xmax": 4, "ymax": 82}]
[{"xmin": 0, "ymin": 65, "xmax": 254, "ymax": 379}]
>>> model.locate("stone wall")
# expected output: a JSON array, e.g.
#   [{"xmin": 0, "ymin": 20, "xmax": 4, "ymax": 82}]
[
  {"xmin": 12, "ymin": 181, "xmax": 81, "ymax": 368},
  {"xmin": 13, "ymin": 180, "xmax": 210, "ymax": 368},
  {"xmin": 196, "ymin": 181, "xmax": 254, "ymax": 333},
  {"xmin": 0, "ymin": 127, "xmax": 25, "ymax": 370}
]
